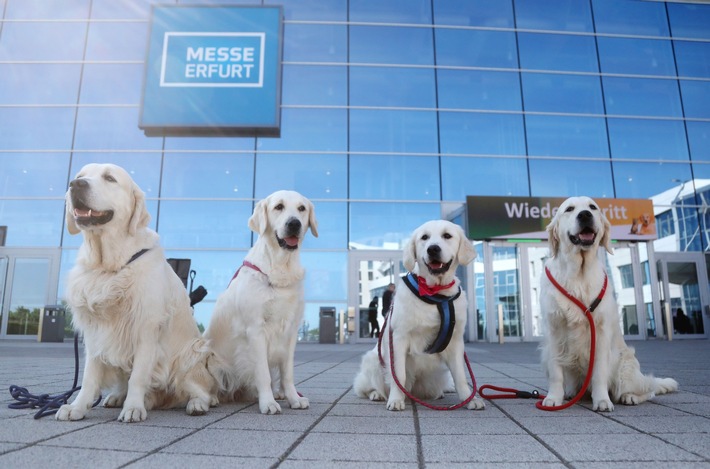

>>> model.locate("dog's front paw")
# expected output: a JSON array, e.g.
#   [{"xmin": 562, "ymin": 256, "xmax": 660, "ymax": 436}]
[
  {"xmin": 55, "ymin": 404, "xmax": 86, "ymax": 421},
  {"xmin": 386, "ymin": 398, "xmax": 406, "ymax": 411},
  {"xmin": 186, "ymin": 397, "xmax": 209, "ymax": 416},
  {"xmin": 259, "ymin": 398, "xmax": 282, "ymax": 415},
  {"xmin": 467, "ymin": 397, "xmax": 485, "ymax": 410},
  {"xmin": 289, "ymin": 395, "xmax": 309, "ymax": 410},
  {"xmin": 368, "ymin": 390, "xmax": 385, "ymax": 401},
  {"xmin": 103, "ymin": 393, "xmax": 126, "ymax": 408},
  {"xmin": 542, "ymin": 395, "xmax": 564, "ymax": 407},
  {"xmin": 118, "ymin": 406, "xmax": 147, "ymax": 422},
  {"xmin": 209, "ymin": 395, "xmax": 220, "ymax": 407},
  {"xmin": 273, "ymin": 389, "xmax": 286, "ymax": 400},
  {"xmin": 593, "ymin": 398, "xmax": 614, "ymax": 412}
]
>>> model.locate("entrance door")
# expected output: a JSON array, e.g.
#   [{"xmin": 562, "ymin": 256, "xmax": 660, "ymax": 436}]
[
  {"xmin": 348, "ymin": 250, "xmax": 403, "ymax": 343},
  {"xmin": 0, "ymin": 248, "xmax": 61, "ymax": 339},
  {"xmin": 655, "ymin": 252, "xmax": 708, "ymax": 339}
]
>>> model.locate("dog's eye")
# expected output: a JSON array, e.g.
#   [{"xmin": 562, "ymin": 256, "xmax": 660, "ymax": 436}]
[
  {"xmin": 443, "ymin": 233, "xmax": 452, "ymax": 239},
  {"xmin": 103, "ymin": 174, "xmax": 117, "ymax": 183},
  {"xmin": 298, "ymin": 205, "xmax": 306, "ymax": 212},
  {"xmin": 565, "ymin": 206, "xmax": 574, "ymax": 213},
  {"xmin": 421, "ymin": 234, "xmax": 429, "ymax": 241},
  {"xmin": 274, "ymin": 203, "xmax": 284, "ymax": 211},
  {"xmin": 589, "ymin": 204, "xmax": 598, "ymax": 210}
]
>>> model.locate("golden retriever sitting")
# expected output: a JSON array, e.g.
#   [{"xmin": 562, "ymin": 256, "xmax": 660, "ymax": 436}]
[
  {"xmin": 541, "ymin": 196, "xmax": 678, "ymax": 411},
  {"xmin": 205, "ymin": 190, "xmax": 318, "ymax": 414},
  {"xmin": 353, "ymin": 220, "xmax": 484, "ymax": 411},
  {"xmin": 57, "ymin": 163, "xmax": 215, "ymax": 422}
]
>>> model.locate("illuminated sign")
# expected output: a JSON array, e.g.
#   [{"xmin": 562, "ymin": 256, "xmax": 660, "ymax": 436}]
[
  {"xmin": 467, "ymin": 196, "xmax": 657, "ymax": 241},
  {"xmin": 139, "ymin": 5, "xmax": 283, "ymax": 137}
]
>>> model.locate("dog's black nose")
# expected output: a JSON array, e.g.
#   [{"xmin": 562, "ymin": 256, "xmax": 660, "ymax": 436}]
[
  {"xmin": 286, "ymin": 218, "xmax": 301, "ymax": 233},
  {"xmin": 427, "ymin": 245, "xmax": 441, "ymax": 257},
  {"xmin": 70, "ymin": 178, "xmax": 88, "ymax": 189},
  {"xmin": 577, "ymin": 210, "xmax": 593, "ymax": 222}
]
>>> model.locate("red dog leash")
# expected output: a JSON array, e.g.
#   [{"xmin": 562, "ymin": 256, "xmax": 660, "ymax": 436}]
[{"xmin": 480, "ymin": 266, "xmax": 608, "ymax": 411}]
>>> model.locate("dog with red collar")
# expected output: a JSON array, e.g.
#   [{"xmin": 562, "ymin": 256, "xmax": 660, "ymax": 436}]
[{"xmin": 353, "ymin": 220, "xmax": 484, "ymax": 411}]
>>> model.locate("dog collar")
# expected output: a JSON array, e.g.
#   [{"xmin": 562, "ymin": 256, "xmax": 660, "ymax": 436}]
[
  {"xmin": 229, "ymin": 260, "xmax": 267, "ymax": 286},
  {"xmin": 126, "ymin": 248, "xmax": 150, "ymax": 266},
  {"xmin": 402, "ymin": 272, "xmax": 461, "ymax": 354},
  {"xmin": 416, "ymin": 276, "xmax": 455, "ymax": 296}
]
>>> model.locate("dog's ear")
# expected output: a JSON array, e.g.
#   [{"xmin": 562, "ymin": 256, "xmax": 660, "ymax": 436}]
[
  {"xmin": 307, "ymin": 199, "xmax": 319, "ymax": 238},
  {"xmin": 128, "ymin": 184, "xmax": 150, "ymax": 236},
  {"xmin": 456, "ymin": 225, "xmax": 476, "ymax": 265},
  {"xmin": 599, "ymin": 210, "xmax": 613, "ymax": 255},
  {"xmin": 248, "ymin": 198, "xmax": 268, "ymax": 235},
  {"xmin": 65, "ymin": 198, "xmax": 80, "ymax": 235},
  {"xmin": 403, "ymin": 233, "xmax": 417, "ymax": 272},
  {"xmin": 546, "ymin": 215, "xmax": 560, "ymax": 258}
]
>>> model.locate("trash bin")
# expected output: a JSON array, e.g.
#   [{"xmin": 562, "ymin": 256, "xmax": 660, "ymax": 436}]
[
  {"xmin": 38, "ymin": 305, "xmax": 65, "ymax": 343},
  {"xmin": 319, "ymin": 307, "xmax": 336, "ymax": 344}
]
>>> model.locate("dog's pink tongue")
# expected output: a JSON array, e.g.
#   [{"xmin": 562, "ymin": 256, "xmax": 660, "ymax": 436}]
[
  {"xmin": 284, "ymin": 236, "xmax": 299, "ymax": 247},
  {"xmin": 579, "ymin": 232, "xmax": 595, "ymax": 242},
  {"xmin": 430, "ymin": 262, "xmax": 444, "ymax": 269}
]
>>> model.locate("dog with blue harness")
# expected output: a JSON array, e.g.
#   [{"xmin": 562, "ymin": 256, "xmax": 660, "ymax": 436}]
[{"xmin": 353, "ymin": 220, "xmax": 485, "ymax": 411}]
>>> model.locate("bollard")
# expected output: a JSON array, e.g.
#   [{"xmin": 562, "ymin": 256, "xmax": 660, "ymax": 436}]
[{"xmin": 498, "ymin": 304, "xmax": 505, "ymax": 344}]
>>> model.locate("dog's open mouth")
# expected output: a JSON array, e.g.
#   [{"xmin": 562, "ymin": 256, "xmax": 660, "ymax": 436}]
[
  {"xmin": 569, "ymin": 227, "xmax": 596, "ymax": 246},
  {"xmin": 276, "ymin": 233, "xmax": 300, "ymax": 251},
  {"xmin": 426, "ymin": 259, "xmax": 452, "ymax": 275},
  {"xmin": 72, "ymin": 201, "xmax": 114, "ymax": 227}
]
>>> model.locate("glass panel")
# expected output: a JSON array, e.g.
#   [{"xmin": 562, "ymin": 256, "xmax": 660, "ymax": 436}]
[
  {"xmin": 515, "ymin": 0, "xmax": 593, "ymax": 32},
  {"xmin": 433, "ymin": 0, "xmax": 514, "ymax": 28},
  {"xmin": 91, "ymin": 0, "xmax": 156, "ymax": 19},
  {"xmin": 612, "ymin": 161, "xmax": 692, "ymax": 199},
  {"xmin": 474, "ymin": 243, "xmax": 486, "ymax": 340},
  {"xmin": 0, "ymin": 64, "xmax": 82, "ymax": 105},
  {"xmin": 0, "ymin": 153, "xmax": 70, "ymax": 197},
  {"xmin": 638, "ymin": 243, "xmax": 656, "ymax": 338},
  {"xmin": 0, "ymin": 22, "xmax": 87, "ymax": 61},
  {"xmin": 522, "ymin": 73, "xmax": 603, "ymax": 114},
  {"xmin": 267, "ymin": 0, "xmax": 347, "ymax": 21},
  {"xmin": 441, "ymin": 156, "xmax": 529, "ymax": 199},
  {"xmin": 675, "ymin": 41, "xmax": 710, "ymax": 79},
  {"xmin": 357, "ymin": 259, "xmax": 385, "ymax": 338},
  {"xmin": 349, "ymin": 203, "xmax": 440, "ymax": 249},
  {"xmin": 254, "ymin": 153, "xmax": 346, "ymax": 199},
  {"xmin": 529, "ymin": 160, "xmax": 614, "ymax": 198},
  {"xmin": 162, "ymin": 153, "xmax": 255, "ymax": 198},
  {"xmin": 680, "ymin": 80, "xmax": 710, "ymax": 119},
  {"xmin": 0, "ymin": 201, "xmax": 65, "ymax": 247},
  {"xmin": 435, "ymin": 29, "xmax": 517, "ymax": 69},
  {"xmin": 349, "ymin": 0, "xmax": 432, "ymax": 24},
  {"xmin": 491, "ymin": 245, "xmax": 522, "ymax": 338},
  {"xmin": 282, "ymin": 23, "xmax": 347, "ymax": 63},
  {"xmin": 85, "ymin": 22, "xmax": 149, "ymax": 61},
  {"xmin": 165, "ymin": 136, "xmax": 255, "ymax": 152},
  {"xmin": 6, "ymin": 0, "xmax": 89, "ymax": 19},
  {"xmin": 527, "ymin": 246, "xmax": 548, "ymax": 338},
  {"xmin": 351, "ymin": 26, "xmax": 433, "ymax": 66},
  {"xmin": 74, "ymin": 107, "xmax": 163, "ymax": 151},
  {"xmin": 0, "ymin": 108, "xmax": 75, "ymax": 150},
  {"xmin": 526, "ymin": 115, "xmax": 608, "ymax": 158},
  {"xmin": 282, "ymin": 65, "xmax": 347, "ymax": 106},
  {"xmin": 605, "ymin": 246, "xmax": 639, "ymax": 336},
  {"xmin": 668, "ymin": 3, "xmax": 710, "ymax": 40},
  {"xmin": 158, "ymin": 201, "xmax": 253, "ymax": 249},
  {"xmin": 80, "ymin": 64, "xmax": 145, "ymax": 105},
  {"xmin": 518, "ymin": 33, "xmax": 598, "ymax": 73},
  {"xmin": 349, "ymin": 155, "xmax": 439, "ymax": 201},
  {"xmin": 350, "ymin": 67, "xmax": 435, "ymax": 108},
  {"xmin": 258, "ymin": 108, "xmax": 347, "ymax": 152},
  {"xmin": 439, "ymin": 113, "xmax": 525, "ymax": 156},
  {"xmin": 592, "ymin": 0, "xmax": 669, "ymax": 36},
  {"xmin": 7, "ymin": 258, "xmax": 50, "ymax": 336},
  {"xmin": 608, "ymin": 119, "xmax": 689, "ymax": 161},
  {"xmin": 602, "ymin": 77, "xmax": 682, "ymax": 118},
  {"xmin": 350, "ymin": 110, "xmax": 437, "ymax": 154},
  {"xmin": 300, "ymin": 202, "xmax": 347, "ymax": 250},
  {"xmin": 667, "ymin": 262, "xmax": 705, "ymax": 335},
  {"xmin": 437, "ymin": 70, "xmax": 521, "ymax": 111},
  {"xmin": 597, "ymin": 38, "xmax": 675, "ymax": 76}
]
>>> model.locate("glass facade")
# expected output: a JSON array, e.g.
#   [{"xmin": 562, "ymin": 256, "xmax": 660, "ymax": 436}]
[{"xmin": 1, "ymin": 0, "xmax": 709, "ymax": 337}]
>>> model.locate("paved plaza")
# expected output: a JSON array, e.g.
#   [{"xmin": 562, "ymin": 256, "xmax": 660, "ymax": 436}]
[{"xmin": 0, "ymin": 339, "xmax": 708, "ymax": 468}]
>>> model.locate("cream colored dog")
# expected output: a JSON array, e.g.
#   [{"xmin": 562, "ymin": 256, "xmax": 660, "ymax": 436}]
[
  {"xmin": 353, "ymin": 220, "xmax": 484, "ymax": 411},
  {"xmin": 541, "ymin": 196, "xmax": 678, "ymax": 411},
  {"xmin": 205, "ymin": 190, "xmax": 317, "ymax": 414},
  {"xmin": 57, "ymin": 163, "xmax": 215, "ymax": 422}
]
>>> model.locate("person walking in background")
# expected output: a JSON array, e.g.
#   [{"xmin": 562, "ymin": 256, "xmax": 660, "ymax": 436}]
[
  {"xmin": 382, "ymin": 283, "xmax": 395, "ymax": 319},
  {"xmin": 368, "ymin": 296, "xmax": 380, "ymax": 338}
]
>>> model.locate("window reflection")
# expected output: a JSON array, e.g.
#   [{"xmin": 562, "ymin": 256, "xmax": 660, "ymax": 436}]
[
  {"xmin": 351, "ymin": 26, "xmax": 433, "ymax": 65},
  {"xmin": 350, "ymin": 110, "xmax": 437, "ymax": 154},
  {"xmin": 158, "ymin": 201, "xmax": 253, "ymax": 249},
  {"xmin": 283, "ymin": 23, "xmax": 347, "ymax": 62},
  {"xmin": 257, "ymin": 108, "xmax": 347, "ymax": 152},
  {"xmin": 680, "ymin": 81, "xmax": 710, "ymax": 119},
  {"xmin": 74, "ymin": 107, "xmax": 163, "ymax": 151},
  {"xmin": 526, "ymin": 115, "xmax": 608, "ymax": 158},
  {"xmin": 0, "ymin": 200, "xmax": 65, "ymax": 247},
  {"xmin": 349, "ymin": 203, "xmax": 440, "ymax": 248},
  {"xmin": 254, "ymin": 153, "xmax": 346, "ymax": 199},
  {"xmin": 608, "ymin": 119, "xmax": 688, "ymax": 161},
  {"xmin": 85, "ymin": 22, "xmax": 148, "ymax": 61},
  {"xmin": 437, "ymin": 70, "xmax": 521, "ymax": 111},
  {"xmin": 5, "ymin": 0, "xmax": 89, "ymax": 19},
  {"xmin": 603, "ymin": 77, "xmax": 682, "ymax": 117},
  {"xmin": 439, "ymin": 112, "xmax": 525, "ymax": 156},
  {"xmin": 435, "ymin": 29, "xmax": 517, "ymax": 69},
  {"xmin": 0, "ymin": 23, "xmax": 86, "ymax": 60},
  {"xmin": 515, "ymin": 0, "xmax": 593, "ymax": 32},
  {"xmin": 441, "ymin": 156, "xmax": 529, "ymax": 199},
  {"xmin": 80, "ymin": 64, "xmax": 144, "ymax": 105},
  {"xmin": 674, "ymin": 41, "xmax": 710, "ymax": 79},
  {"xmin": 612, "ymin": 162, "xmax": 692, "ymax": 199},
  {"xmin": 522, "ymin": 73, "xmax": 603, "ymax": 114},
  {"xmin": 267, "ymin": 0, "xmax": 346, "ymax": 21},
  {"xmin": 350, "ymin": 67, "xmax": 435, "ymax": 108},
  {"xmin": 0, "ymin": 108, "xmax": 75, "ymax": 150},
  {"xmin": 162, "ymin": 153, "xmax": 255, "ymax": 198},
  {"xmin": 668, "ymin": 3, "xmax": 710, "ymax": 39},
  {"xmin": 301, "ymin": 252, "xmax": 347, "ymax": 300},
  {"xmin": 349, "ymin": 155, "xmax": 439, "ymax": 201},
  {"xmin": 0, "ymin": 153, "xmax": 70, "ymax": 197},
  {"xmin": 300, "ymin": 201, "xmax": 347, "ymax": 250},
  {"xmin": 282, "ymin": 65, "xmax": 347, "ymax": 106},
  {"xmin": 433, "ymin": 0, "xmax": 514, "ymax": 27},
  {"xmin": 687, "ymin": 122, "xmax": 710, "ymax": 162},
  {"xmin": 349, "ymin": 0, "xmax": 431, "ymax": 24},
  {"xmin": 0, "ymin": 64, "xmax": 81, "ymax": 105},
  {"xmin": 592, "ymin": 0, "xmax": 669, "ymax": 36},
  {"xmin": 529, "ymin": 159, "xmax": 614, "ymax": 198},
  {"xmin": 519, "ymin": 33, "xmax": 597, "ymax": 73},
  {"xmin": 598, "ymin": 38, "xmax": 675, "ymax": 76}
]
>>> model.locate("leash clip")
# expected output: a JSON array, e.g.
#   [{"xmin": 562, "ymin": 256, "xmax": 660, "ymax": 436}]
[{"xmin": 516, "ymin": 390, "xmax": 540, "ymax": 399}]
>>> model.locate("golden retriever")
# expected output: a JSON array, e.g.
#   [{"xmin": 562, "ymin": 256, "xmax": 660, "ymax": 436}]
[
  {"xmin": 353, "ymin": 220, "xmax": 484, "ymax": 411},
  {"xmin": 205, "ymin": 190, "xmax": 318, "ymax": 414},
  {"xmin": 57, "ymin": 163, "xmax": 215, "ymax": 422},
  {"xmin": 541, "ymin": 196, "xmax": 678, "ymax": 411}
]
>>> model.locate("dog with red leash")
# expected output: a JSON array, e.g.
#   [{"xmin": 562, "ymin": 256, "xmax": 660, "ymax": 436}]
[
  {"xmin": 541, "ymin": 196, "xmax": 678, "ymax": 411},
  {"xmin": 353, "ymin": 220, "xmax": 485, "ymax": 411}
]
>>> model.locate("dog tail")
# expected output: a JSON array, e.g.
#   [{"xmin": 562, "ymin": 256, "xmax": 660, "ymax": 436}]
[
  {"xmin": 353, "ymin": 349, "xmax": 387, "ymax": 400},
  {"xmin": 651, "ymin": 376, "xmax": 679, "ymax": 396}
]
